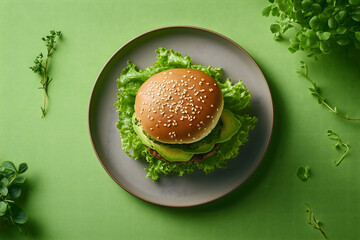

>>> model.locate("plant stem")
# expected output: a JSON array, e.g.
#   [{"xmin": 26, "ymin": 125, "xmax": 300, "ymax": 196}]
[
  {"xmin": 298, "ymin": 63, "xmax": 360, "ymax": 121},
  {"xmin": 311, "ymin": 214, "xmax": 327, "ymax": 239},
  {"xmin": 335, "ymin": 143, "xmax": 349, "ymax": 166},
  {"xmin": 41, "ymin": 56, "xmax": 50, "ymax": 118}
]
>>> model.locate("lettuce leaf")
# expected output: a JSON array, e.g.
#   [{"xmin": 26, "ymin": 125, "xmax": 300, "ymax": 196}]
[{"xmin": 115, "ymin": 48, "xmax": 257, "ymax": 181}]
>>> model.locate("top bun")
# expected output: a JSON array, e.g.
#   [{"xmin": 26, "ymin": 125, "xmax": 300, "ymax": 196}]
[{"xmin": 134, "ymin": 68, "xmax": 224, "ymax": 144}]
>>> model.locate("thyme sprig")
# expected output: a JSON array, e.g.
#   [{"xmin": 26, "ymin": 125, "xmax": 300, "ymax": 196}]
[
  {"xmin": 30, "ymin": 30, "xmax": 62, "ymax": 118},
  {"xmin": 297, "ymin": 61, "xmax": 360, "ymax": 121},
  {"xmin": 305, "ymin": 203, "xmax": 327, "ymax": 239}
]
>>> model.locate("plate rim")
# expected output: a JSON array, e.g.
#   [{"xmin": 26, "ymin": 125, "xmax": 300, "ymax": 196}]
[{"xmin": 88, "ymin": 25, "xmax": 274, "ymax": 207}]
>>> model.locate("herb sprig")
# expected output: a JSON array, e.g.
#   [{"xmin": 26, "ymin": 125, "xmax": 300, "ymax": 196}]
[
  {"xmin": 297, "ymin": 61, "xmax": 360, "ymax": 120},
  {"xmin": 263, "ymin": 0, "xmax": 360, "ymax": 55},
  {"xmin": 0, "ymin": 161, "xmax": 28, "ymax": 234},
  {"xmin": 305, "ymin": 203, "xmax": 327, "ymax": 239},
  {"xmin": 327, "ymin": 129, "xmax": 350, "ymax": 165},
  {"xmin": 30, "ymin": 30, "xmax": 62, "ymax": 118}
]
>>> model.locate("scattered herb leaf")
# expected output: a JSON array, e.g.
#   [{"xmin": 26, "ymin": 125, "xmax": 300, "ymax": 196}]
[
  {"xmin": 305, "ymin": 203, "xmax": 327, "ymax": 239},
  {"xmin": 327, "ymin": 130, "xmax": 350, "ymax": 166},
  {"xmin": 263, "ymin": 0, "xmax": 360, "ymax": 55},
  {"xmin": 30, "ymin": 30, "xmax": 62, "ymax": 118},
  {"xmin": 297, "ymin": 61, "xmax": 360, "ymax": 121},
  {"xmin": 0, "ymin": 161, "xmax": 28, "ymax": 235},
  {"xmin": 296, "ymin": 166, "xmax": 311, "ymax": 181}
]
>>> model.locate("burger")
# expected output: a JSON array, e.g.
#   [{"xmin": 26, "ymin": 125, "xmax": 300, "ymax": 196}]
[{"xmin": 116, "ymin": 48, "xmax": 257, "ymax": 180}]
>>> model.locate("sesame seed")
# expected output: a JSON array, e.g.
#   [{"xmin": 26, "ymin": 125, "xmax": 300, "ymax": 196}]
[{"xmin": 150, "ymin": 128, "xmax": 154, "ymax": 131}]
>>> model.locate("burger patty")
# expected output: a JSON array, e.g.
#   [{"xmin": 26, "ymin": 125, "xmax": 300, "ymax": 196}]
[{"xmin": 145, "ymin": 144, "xmax": 220, "ymax": 165}]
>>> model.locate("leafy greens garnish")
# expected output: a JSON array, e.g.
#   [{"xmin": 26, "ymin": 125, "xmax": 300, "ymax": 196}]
[
  {"xmin": 115, "ymin": 48, "xmax": 257, "ymax": 180},
  {"xmin": 30, "ymin": 30, "xmax": 62, "ymax": 118},
  {"xmin": 296, "ymin": 166, "xmax": 311, "ymax": 181},
  {"xmin": 297, "ymin": 61, "xmax": 360, "ymax": 120},
  {"xmin": 305, "ymin": 203, "xmax": 327, "ymax": 239},
  {"xmin": 263, "ymin": 0, "xmax": 360, "ymax": 55},
  {"xmin": 0, "ymin": 161, "xmax": 28, "ymax": 235},
  {"xmin": 327, "ymin": 129, "xmax": 349, "ymax": 166}
]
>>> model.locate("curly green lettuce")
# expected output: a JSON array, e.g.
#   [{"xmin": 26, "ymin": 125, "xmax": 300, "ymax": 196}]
[{"xmin": 115, "ymin": 48, "xmax": 257, "ymax": 180}]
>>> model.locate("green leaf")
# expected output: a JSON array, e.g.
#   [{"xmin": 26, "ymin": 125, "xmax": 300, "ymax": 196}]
[
  {"xmin": 13, "ymin": 210, "xmax": 28, "ymax": 224},
  {"xmin": 320, "ymin": 41, "xmax": 330, "ymax": 53},
  {"xmin": 336, "ymin": 36, "xmax": 350, "ymax": 45},
  {"xmin": 0, "ymin": 185, "xmax": 8, "ymax": 196},
  {"xmin": 301, "ymin": 0, "xmax": 314, "ymax": 10},
  {"xmin": 316, "ymin": 31, "xmax": 331, "ymax": 40},
  {"xmin": 309, "ymin": 16, "xmax": 321, "ymax": 30},
  {"xmin": 13, "ymin": 176, "xmax": 25, "ymax": 184},
  {"xmin": 336, "ymin": 26, "xmax": 347, "ymax": 34},
  {"xmin": 0, "ymin": 177, "xmax": 9, "ymax": 186},
  {"xmin": 271, "ymin": 6, "xmax": 280, "ymax": 16},
  {"xmin": 0, "ymin": 201, "xmax": 7, "ymax": 216},
  {"xmin": 288, "ymin": 47, "xmax": 298, "ymax": 53},
  {"xmin": 262, "ymin": 5, "xmax": 272, "ymax": 16},
  {"xmin": 355, "ymin": 39, "xmax": 360, "ymax": 49},
  {"xmin": 328, "ymin": 17, "xmax": 337, "ymax": 28},
  {"xmin": 18, "ymin": 163, "xmax": 28, "ymax": 174},
  {"xmin": 355, "ymin": 32, "xmax": 360, "ymax": 41},
  {"xmin": 349, "ymin": 0, "xmax": 360, "ymax": 5},
  {"xmin": 0, "ymin": 166, "xmax": 4, "ymax": 172},
  {"xmin": 275, "ymin": 0, "xmax": 292, "ymax": 11},
  {"xmin": 312, "ymin": 3, "xmax": 322, "ymax": 13},
  {"xmin": 270, "ymin": 24, "xmax": 281, "ymax": 33},
  {"xmin": 296, "ymin": 166, "xmax": 311, "ymax": 181},
  {"xmin": 2, "ymin": 161, "xmax": 16, "ymax": 172},
  {"xmin": 8, "ymin": 185, "xmax": 21, "ymax": 199},
  {"xmin": 335, "ymin": 11, "xmax": 347, "ymax": 22},
  {"xmin": 352, "ymin": 13, "xmax": 360, "ymax": 21}
]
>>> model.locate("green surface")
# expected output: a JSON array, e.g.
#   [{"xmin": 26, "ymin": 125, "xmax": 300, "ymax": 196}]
[{"xmin": 1, "ymin": 0, "xmax": 359, "ymax": 239}]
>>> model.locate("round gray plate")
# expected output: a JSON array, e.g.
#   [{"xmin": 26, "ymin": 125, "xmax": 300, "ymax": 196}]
[{"xmin": 88, "ymin": 26, "xmax": 273, "ymax": 207}]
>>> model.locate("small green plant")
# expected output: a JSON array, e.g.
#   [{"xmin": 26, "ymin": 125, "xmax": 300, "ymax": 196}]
[
  {"xmin": 327, "ymin": 129, "xmax": 350, "ymax": 165},
  {"xmin": 263, "ymin": 0, "xmax": 360, "ymax": 55},
  {"xmin": 30, "ymin": 30, "xmax": 62, "ymax": 118},
  {"xmin": 305, "ymin": 203, "xmax": 327, "ymax": 239},
  {"xmin": 0, "ymin": 161, "xmax": 28, "ymax": 234},
  {"xmin": 297, "ymin": 61, "xmax": 360, "ymax": 120}
]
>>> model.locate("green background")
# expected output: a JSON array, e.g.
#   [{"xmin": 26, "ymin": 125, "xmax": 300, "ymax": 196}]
[{"xmin": 1, "ymin": 0, "xmax": 359, "ymax": 239}]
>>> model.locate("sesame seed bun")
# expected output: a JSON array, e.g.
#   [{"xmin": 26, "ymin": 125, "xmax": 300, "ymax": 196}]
[{"xmin": 134, "ymin": 68, "xmax": 224, "ymax": 144}]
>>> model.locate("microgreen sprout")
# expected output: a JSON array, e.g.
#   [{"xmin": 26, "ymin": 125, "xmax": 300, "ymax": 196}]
[
  {"xmin": 305, "ymin": 203, "xmax": 327, "ymax": 239},
  {"xmin": 327, "ymin": 130, "xmax": 350, "ymax": 166},
  {"xmin": 297, "ymin": 61, "xmax": 360, "ymax": 121},
  {"xmin": 30, "ymin": 30, "xmax": 62, "ymax": 118}
]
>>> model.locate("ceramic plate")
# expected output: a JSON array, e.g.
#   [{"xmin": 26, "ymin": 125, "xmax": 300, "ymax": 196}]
[{"xmin": 88, "ymin": 26, "xmax": 273, "ymax": 207}]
